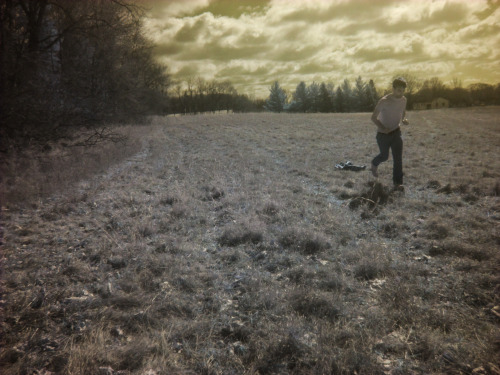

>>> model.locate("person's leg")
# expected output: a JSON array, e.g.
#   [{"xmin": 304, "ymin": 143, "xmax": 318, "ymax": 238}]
[
  {"xmin": 372, "ymin": 133, "xmax": 391, "ymax": 173},
  {"xmin": 391, "ymin": 132, "xmax": 403, "ymax": 185}
]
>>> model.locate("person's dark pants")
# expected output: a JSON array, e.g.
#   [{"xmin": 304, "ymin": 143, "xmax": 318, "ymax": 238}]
[{"xmin": 372, "ymin": 128, "xmax": 403, "ymax": 185}]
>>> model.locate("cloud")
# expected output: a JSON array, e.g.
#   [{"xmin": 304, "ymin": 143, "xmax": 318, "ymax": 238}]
[
  {"xmin": 179, "ymin": 41, "xmax": 265, "ymax": 62},
  {"xmin": 235, "ymin": 31, "xmax": 269, "ymax": 46},
  {"xmin": 145, "ymin": 0, "xmax": 500, "ymax": 97},
  {"xmin": 146, "ymin": 0, "xmax": 213, "ymax": 18},
  {"xmin": 174, "ymin": 17, "xmax": 207, "ymax": 42},
  {"xmin": 277, "ymin": 0, "xmax": 388, "ymax": 23}
]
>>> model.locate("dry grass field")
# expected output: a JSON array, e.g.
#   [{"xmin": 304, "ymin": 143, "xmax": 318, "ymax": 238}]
[{"xmin": 1, "ymin": 107, "xmax": 499, "ymax": 374}]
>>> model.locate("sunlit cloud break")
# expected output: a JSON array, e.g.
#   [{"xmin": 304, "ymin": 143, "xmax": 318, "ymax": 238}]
[{"xmin": 144, "ymin": 0, "xmax": 500, "ymax": 97}]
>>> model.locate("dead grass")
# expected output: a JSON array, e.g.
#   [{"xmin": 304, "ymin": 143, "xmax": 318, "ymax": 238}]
[
  {"xmin": 1, "ymin": 124, "xmax": 152, "ymax": 207},
  {"xmin": 1, "ymin": 108, "xmax": 499, "ymax": 374}
]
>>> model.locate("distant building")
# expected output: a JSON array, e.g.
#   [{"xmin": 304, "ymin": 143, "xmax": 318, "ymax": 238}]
[{"xmin": 413, "ymin": 97, "xmax": 450, "ymax": 110}]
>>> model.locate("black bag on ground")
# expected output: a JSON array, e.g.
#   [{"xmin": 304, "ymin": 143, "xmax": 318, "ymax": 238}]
[{"xmin": 335, "ymin": 160, "xmax": 366, "ymax": 172}]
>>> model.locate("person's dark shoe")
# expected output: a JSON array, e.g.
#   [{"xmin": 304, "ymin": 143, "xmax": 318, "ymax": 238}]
[
  {"xmin": 370, "ymin": 163, "xmax": 378, "ymax": 177},
  {"xmin": 393, "ymin": 184, "xmax": 404, "ymax": 192}
]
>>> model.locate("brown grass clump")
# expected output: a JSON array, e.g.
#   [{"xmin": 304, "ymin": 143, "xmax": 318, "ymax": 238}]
[
  {"xmin": 353, "ymin": 259, "xmax": 390, "ymax": 281},
  {"xmin": 424, "ymin": 217, "xmax": 452, "ymax": 239},
  {"xmin": 218, "ymin": 226, "xmax": 264, "ymax": 247},
  {"xmin": 428, "ymin": 240, "xmax": 492, "ymax": 261},
  {"xmin": 2, "ymin": 108, "xmax": 499, "ymax": 374},
  {"xmin": 278, "ymin": 227, "xmax": 331, "ymax": 254},
  {"xmin": 257, "ymin": 334, "xmax": 313, "ymax": 373},
  {"xmin": 289, "ymin": 288, "xmax": 342, "ymax": 322},
  {"xmin": 347, "ymin": 181, "xmax": 393, "ymax": 211}
]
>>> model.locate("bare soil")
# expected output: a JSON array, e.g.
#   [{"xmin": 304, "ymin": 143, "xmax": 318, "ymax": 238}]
[{"xmin": 1, "ymin": 107, "xmax": 499, "ymax": 374}]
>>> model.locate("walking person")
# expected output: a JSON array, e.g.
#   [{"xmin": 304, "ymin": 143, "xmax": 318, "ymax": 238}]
[{"xmin": 370, "ymin": 77, "xmax": 409, "ymax": 190}]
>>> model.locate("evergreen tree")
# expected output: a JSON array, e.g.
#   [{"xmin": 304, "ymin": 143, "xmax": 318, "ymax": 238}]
[
  {"xmin": 307, "ymin": 82, "xmax": 321, "ymax": 112},
  {"xmin": 318, "ymin": 82, "xmax": 333, "ymax": 112},
  {"xmin": 288, "ymin": 81, "xmax": 309, "ymax": 112},
  {"xmin": 334, "ymin": 86, "xmax": 345, "ymax": 112},
  {"xmin": 326, "ymin": 82, "xmax": 335, "ymax": 98},
  {"xmin": 364, "ymin": 79, "xmax": 379, "ymax": 112},
  {"xmin": 341, "ymin": 79, "xmax": 354, "ymax": 112},
  {"xmin": 265, "ymin": 81, "xmax": 287, "ymax": 112},
  {"xmin": 353, "ymin": 76, "xmax": 366, "ymax": 112}
]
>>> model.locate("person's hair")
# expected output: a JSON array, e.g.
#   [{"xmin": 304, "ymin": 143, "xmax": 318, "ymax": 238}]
[{"xmin": 393, "ymin": 77, "xmax": 407, "ymax": 89}]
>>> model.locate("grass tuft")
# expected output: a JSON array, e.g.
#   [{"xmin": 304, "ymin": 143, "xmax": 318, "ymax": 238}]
[
  {"xmin": 278, "ymin": 228, "xmax": 330, "ymax": 254},
  {"xmin": 425, "ymin": 218, "xmax": 451, "ymax": 239},
  {"xmin": 348, "ymin": 181, "xmax": 391, "ymax": 210},
  {"xmin": 429, "ymin": 240, "xmax": 491, "ymax": 261},
  {"xmin": 218, "ymin": 226, "xmax": 264, "ymax": 247},
  {"xmin": 354, "ymin": 260, "xmax": 389, "ymax": 280},
  {"xmin": 289, "ymin": 289, "xmax": 342, "ymax": 322}
]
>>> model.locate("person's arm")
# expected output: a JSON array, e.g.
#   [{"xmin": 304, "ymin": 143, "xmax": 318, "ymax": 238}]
[
  {"xmin": 402, "ymin": 101, "xmax": 409, "ymax": 125},
  {"xmin": 402, "ymin": 111, "xmax": 409, "ymax": 125},
  {"xmin": 371, "ymin": 100, "xmax": 386, "ymax": 130}
]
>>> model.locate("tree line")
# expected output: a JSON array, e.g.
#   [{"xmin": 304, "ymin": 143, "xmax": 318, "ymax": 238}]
[
  {"xmin": 138, "ymin": 73, "xmax": 500, "ymax": 115},
  {"xmin": 166, "ymin": 76, "xmax": 380, "ymax": 115},
  {"xmin": 168, "ymin": 77, "xmax": 265, "ymax": 115},
  {"xmin": 409, "ymin": 77, "xmax": 500, "ymax": 108},
  {"xmin": 266, "ymin": 77, "xmax": 379, "ymax": 113},
  {"xmin": 1, "ymin": 0, "xmax": 170, "ymax": 147},
  {"xmin": 265, "ymin": 74, "xmax": 500, "ymax": 113}
]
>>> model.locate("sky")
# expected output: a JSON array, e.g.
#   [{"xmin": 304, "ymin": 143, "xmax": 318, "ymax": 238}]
[{"xmin": 143, "ymin": 0, "xmax": 500, "ymax": 98}]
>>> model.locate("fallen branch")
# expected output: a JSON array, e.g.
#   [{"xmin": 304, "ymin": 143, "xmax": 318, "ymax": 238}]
[{"xmin": 73, "ymin": 127, "xmax": 128, "ymax": 147}]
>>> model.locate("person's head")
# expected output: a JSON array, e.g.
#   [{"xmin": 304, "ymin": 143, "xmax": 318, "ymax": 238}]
[{"xmin": 392, "ymin": 77, "xmax": 407, "ymax": 98}]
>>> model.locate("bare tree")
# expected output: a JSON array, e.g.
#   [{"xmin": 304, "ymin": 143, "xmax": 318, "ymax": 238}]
[
  {"xmin": 1, "ymin": 0, "xmax": 170, "ymax": 147},
  {"xmin": 451, "ymin": 77, "xmax": 463, "ymax": 89}
]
